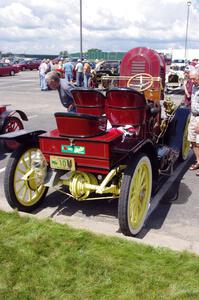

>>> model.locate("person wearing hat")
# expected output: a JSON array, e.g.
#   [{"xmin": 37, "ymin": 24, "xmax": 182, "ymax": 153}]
[
  {"xmin": 63, "ymin": 58, "xmax": 73, "ymax": 83},
  {"xmin": 38, "ymin": 59, "xmax": 48, "ymax": 91},
  {"xmin": 45, "ymin": 71, "xmax": 76, "ymax": 112},
  {"xmin": 75, "ymin": 59, "xmax": 83, "ymax": 87}
]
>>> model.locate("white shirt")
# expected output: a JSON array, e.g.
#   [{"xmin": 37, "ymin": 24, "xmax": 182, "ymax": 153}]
[
  {"xmin": 39, "ymin": 62, "xmax": 48, "ymax": 75},
  {"xmin": 75, "ymin": 62, "xmax": 83, "ymax": 72}
]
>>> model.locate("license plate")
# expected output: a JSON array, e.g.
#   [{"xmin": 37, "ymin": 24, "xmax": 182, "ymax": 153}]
[{"xmin": 50, "ymin": 156, "xmax": 75, "ymax": 171}]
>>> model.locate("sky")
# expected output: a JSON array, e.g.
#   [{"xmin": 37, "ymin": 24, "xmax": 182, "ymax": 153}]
[{"xmin": 0, "ymin": 0, "xmax": 199, "ymax": 57}]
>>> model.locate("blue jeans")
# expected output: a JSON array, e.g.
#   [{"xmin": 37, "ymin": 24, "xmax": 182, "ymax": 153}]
[
  {"xmin": 65, "ymin": 73, "xmax": 73, "ymax": 82},
  {"xmin": 76, "ymin": 72, "xmax": 83, "ymax": 87},
  {"xmin": 39, "ymin": 74, "xmax": 47, "ymax": 90},
  {"xmin": 84, "ymin": 73, "xmax": 91, "ymax": 88}
]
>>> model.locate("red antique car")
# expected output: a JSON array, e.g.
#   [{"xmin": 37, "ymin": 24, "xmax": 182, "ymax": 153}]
[
  {"xmin": 1, "ymin": 47, "xmax": 190, "ymax": 236},
  {"xmin": 0, "ymin": 63, "xmax": 20, "ymax": 76}
]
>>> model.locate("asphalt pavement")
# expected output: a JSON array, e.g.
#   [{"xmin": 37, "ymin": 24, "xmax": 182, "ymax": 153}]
[{"xmin": 0, "ymin": 71, "xmax": 199, "ymax": 255}]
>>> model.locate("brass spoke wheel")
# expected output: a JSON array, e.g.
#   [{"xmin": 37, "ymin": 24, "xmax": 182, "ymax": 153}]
[
  {"xmin": 4, "ymin": 143, "xmax": 48, "ymax": 212},
  {"xmin": 118, "ymin": 154, "xmax": 152, "ymax": 236}
]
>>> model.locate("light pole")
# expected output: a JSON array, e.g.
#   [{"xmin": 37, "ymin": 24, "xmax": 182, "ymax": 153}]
[
  {"xmin": 184, "ymin": 0, "xmax": 191, "ymax": 60},
  {"xmin": 80, "ymin": 0, "xmax": 83, "ymax": 60}
]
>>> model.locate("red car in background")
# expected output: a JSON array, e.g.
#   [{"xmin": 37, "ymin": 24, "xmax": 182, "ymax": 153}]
[
  {"xmin": 0, "ymin": 63, "xmax": 20, "ymax": 76},
  {"xmin": 13, "ymin": 60, "xmax": 41, "ymax": 71}
]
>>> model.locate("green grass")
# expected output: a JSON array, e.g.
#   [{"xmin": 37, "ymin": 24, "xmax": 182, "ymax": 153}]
[{"xmin": 0, "ymin": 211, "xmax": 199, "ymax": 300}]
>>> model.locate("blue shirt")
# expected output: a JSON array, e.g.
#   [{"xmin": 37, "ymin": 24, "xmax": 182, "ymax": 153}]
[{"xmin": 63, "ymin": 62, "xmax": 73, "ymax": 75}]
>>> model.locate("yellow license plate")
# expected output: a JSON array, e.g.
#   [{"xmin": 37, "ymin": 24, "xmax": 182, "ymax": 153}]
[{"xmin": 50, "ymin": 156, "xmax": 75, "ymax": 171}]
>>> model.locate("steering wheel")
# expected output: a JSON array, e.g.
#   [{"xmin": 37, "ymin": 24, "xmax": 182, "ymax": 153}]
[{"xmin": 127, "ymin": 73, "xmax": 154, "ymax": 92}]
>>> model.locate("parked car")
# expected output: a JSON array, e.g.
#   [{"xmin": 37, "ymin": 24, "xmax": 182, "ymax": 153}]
[
  {"xmin": 165, "ymin": 69, "xmax": 185, "ymax": 94},
  {"xmin": 98, "ymin": 60, "xmax": 120, "ymax": 75},
  {"xmin": 26, "ymin": 60, "xmax": 41, "ymax": 70},
  {"xmin": 170, "ymin": 59, "xmax": 186, "ymax": 71},
  {"xmin": 13, "ymin": 60, "xmax": 41, "ymax": 71},
  {"xmin": 0, "ymin": 63, "xmax": 20, "ymax": 76}
]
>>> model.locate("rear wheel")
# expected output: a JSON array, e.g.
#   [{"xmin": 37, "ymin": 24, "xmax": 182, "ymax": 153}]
[
  {"xmin": 118, "ymin": 154, "xmax": 152, "ymax": 236},
  {"xmin": 2, "ymin": 116, "xmax": 23, "ymax": 151},
  {"xmin": 4, "ymin": 144, "xmax": 48, "ymax": 212}
]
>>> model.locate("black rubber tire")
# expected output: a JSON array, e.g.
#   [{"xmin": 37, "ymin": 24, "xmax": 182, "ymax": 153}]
[
  {"xmin": 10, "ymin": 70, "xmax": 15, "ymax": 76},
  {"xmin": 4, "ymin": 143, "xmax": 48, "ymax": 212},
  {"xmin": 118, "ymin": 153, "xmax": 152, "ymax": 236}
]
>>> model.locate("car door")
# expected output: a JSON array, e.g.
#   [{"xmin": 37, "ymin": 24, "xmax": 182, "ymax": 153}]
[
  {"xmin": 0, "ymin": 63, "xmax": 3, "ymax": 75},
  {"xmin": 3, "ymin": 63, "xmax": 10, "ymax": 75}
]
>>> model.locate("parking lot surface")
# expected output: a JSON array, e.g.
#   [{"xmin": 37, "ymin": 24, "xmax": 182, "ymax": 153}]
[{"xmin": 0, "ymin": 71, "xmax": 199, "ymax": 254}]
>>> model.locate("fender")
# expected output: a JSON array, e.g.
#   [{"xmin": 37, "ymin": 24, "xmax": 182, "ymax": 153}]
[
  {"xmin": 0, "ymin": 110, "xmax": 28, "ymax": 132},
  {"xmin": 164, "ymin": 107, "xmax": 190, "ymax": 152},
  {"xmin": 15, "ymin": 110, "xmax": 28, "ymax": 121},
  {"xmin": 0, "ymin": 129, "xmax": 46, "ymax": 144}
]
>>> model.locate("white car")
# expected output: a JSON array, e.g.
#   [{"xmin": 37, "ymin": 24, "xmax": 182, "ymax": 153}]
[
  {"xmin": 165, "ymin": 69, "xmax": 185, "ymax": 94},
  {"xmin": 170, "ymin": 59, "xmax": 187, "ymax": 71}
]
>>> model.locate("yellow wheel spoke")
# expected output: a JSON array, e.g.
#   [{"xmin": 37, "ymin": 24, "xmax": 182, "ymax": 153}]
[
  {"xmin": 16, "ymin": 166, "xmax": 26, "ymax": 175},
  {"xmin": 138, "ymin": 200, "xmax": 142, "ymax": 211},
  {"xmin": 21, "ymin": 185, "xmax": 28, "ymax": 201},
  {"xmin": 29, "ymin": 189, "xmax": 32, "ymax": 201},
  {"xmin": 16, "ymin": 182, "xmax": 26, "ymax": 195},
  {"xmin": 15, "ymin": 178, "xmax": 24, "ymax": 184},
  {"xmin": 21, "ymin": 156, "xmax": 29, "ymax": 170}
]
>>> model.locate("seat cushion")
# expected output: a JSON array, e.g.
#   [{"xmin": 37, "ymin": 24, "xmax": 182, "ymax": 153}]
[{"xmin": 55, "ymin": 112, "xmax": 106, "ymax": 137}]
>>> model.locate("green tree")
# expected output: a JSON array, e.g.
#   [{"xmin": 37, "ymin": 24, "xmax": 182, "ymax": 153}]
[{"xmin": 59, "ymin": 50, "xmax": 69, "ymax": 58}]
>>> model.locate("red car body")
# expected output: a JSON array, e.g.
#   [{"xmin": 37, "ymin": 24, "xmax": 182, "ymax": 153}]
[
  {"xmin": 0, "ymin": 47, "xmax": 191, "ymax": 237},
  {"xmin": 0, "ymin": 63, "xmax": 20, "ymax": 76},
  {"xmin": 14, "ymin": 60, "xmax": 41, "ymax": 71}
]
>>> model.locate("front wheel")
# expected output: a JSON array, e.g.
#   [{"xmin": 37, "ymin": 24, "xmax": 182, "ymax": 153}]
[
  {"xmin": 118, "ymin": 153, "xmax": 152, "ymax": 236},
  {"xmin": 4, "ymin": 144, "xmax": 48, "ymax": 212}
]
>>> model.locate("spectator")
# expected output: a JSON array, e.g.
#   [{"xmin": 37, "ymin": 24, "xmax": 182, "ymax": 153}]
[
  {"xmin": 95, "ymin": 59, "xmax": 104, "ymax": 71},
  {"xmin": 75, "ymin": 59, "xmax": 83, "ymax": 87},
  {"xmin": 182, "ymin": 67, "xmax": 193, "ymax": 109},
  {"xmin": 63, "ymin": 58, "xmax": 73, "ymax": 83},
  {"xmin": 83, "ymin": 61, "xmax": 91, "ymax": 88},
  {"xmin": 38, "ymin": 59, "xmax": 48, "ymax": 91},
  {"xmin": 190, "ymin": 58, "xmax": 199, "ymax": 67},
  {"xmin": 187, "ymin": 69, "xmax": 199, "ymax": 175},
  {"xmin": 56, "ymin": 60, "xmax": 64, "ymax": 78},
  {"xmin": 45, "ymin": 71, "xmax": 76, "ymax": 112},
  {"xmin": 90, "ymin": 69, "xmax": 98, "ymax": 88}
]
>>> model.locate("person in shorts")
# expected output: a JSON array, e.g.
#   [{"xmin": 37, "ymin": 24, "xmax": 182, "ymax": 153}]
[{"xmin": 188, "ymin": 69, "xmax": 199, "ymax": 176}]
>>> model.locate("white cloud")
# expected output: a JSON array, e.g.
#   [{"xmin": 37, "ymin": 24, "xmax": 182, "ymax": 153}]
[{"xmin": 0, "ymin": 0, "xmax": 198, "ymax": 55}]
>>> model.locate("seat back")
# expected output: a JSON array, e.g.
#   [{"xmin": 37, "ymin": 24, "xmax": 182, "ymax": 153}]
[
  {"xmin": 71, "ymin": 88, "xmax": 106, "ymax": 116},
  {"xmin": 106, "ymin": 88, "xmax": 147, "ymax": 126},
  {"xmin": 55, "ymin": 112, "xmax": 106, "ymax": 138}
]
